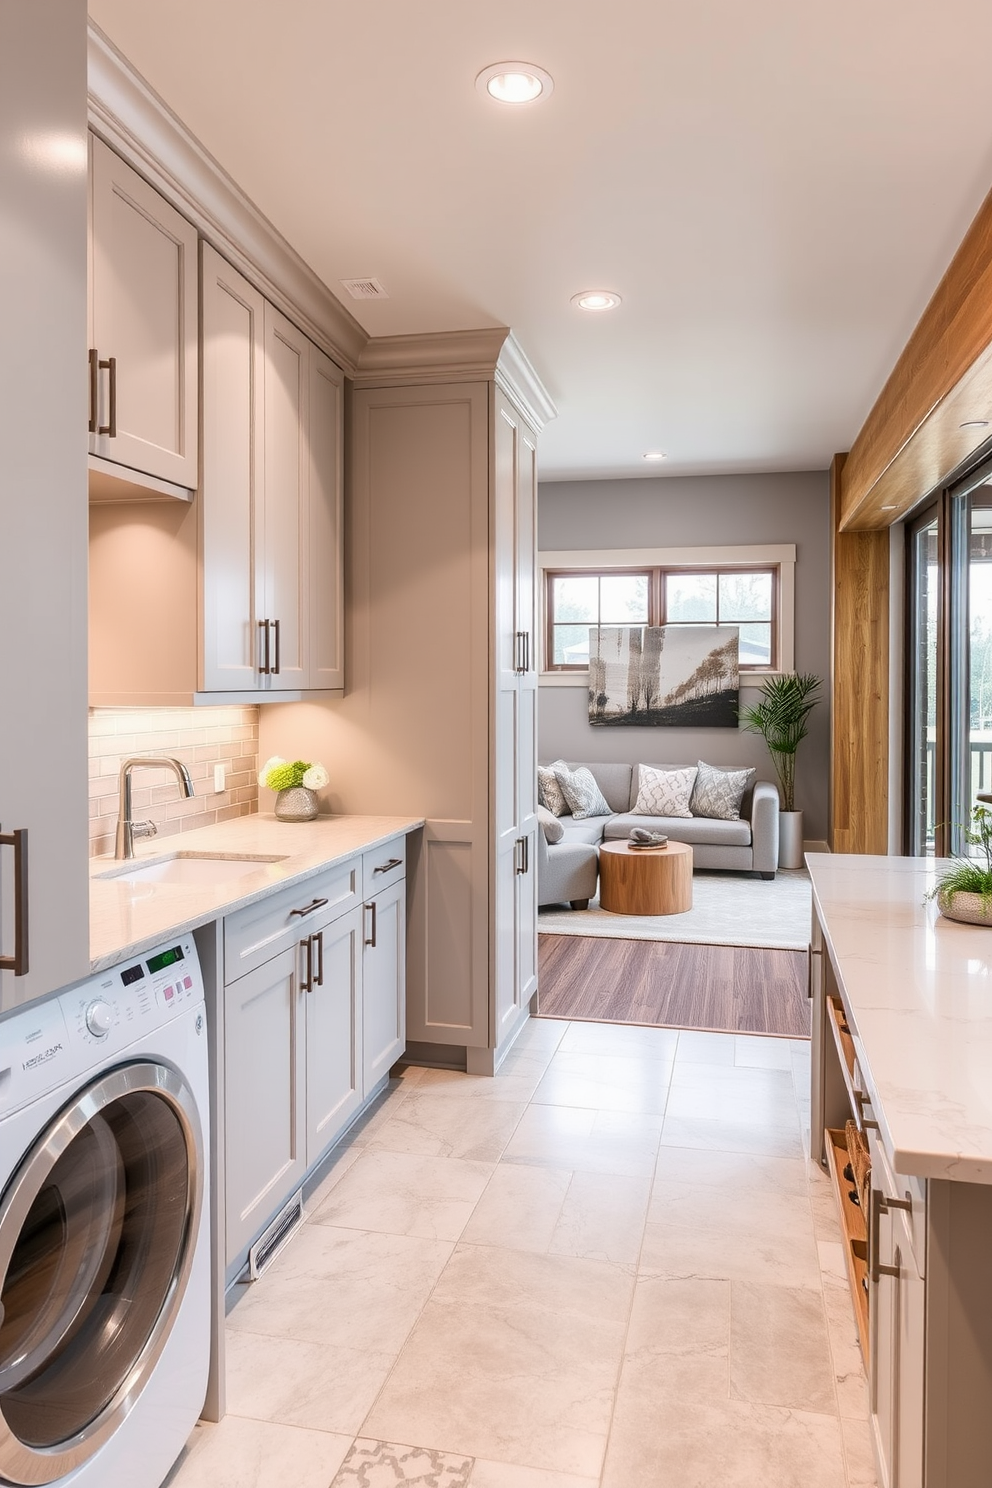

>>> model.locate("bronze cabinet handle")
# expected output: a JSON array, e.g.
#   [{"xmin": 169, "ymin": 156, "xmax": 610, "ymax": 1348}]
[
  {"xmin": 106, "ymin": 355, "xmax": 117, "ymax": 437},
  {"xmin": 88, "ymin": 349, "xmax": 98, "ymax": 433},
  {"xmin": 312, "ymin": 930, "xmax": 324, "ymax": 987},
  {"xmin": 0, "ymin": 827, "xmax": 29, "ymax": 976},
  {"xmin": 289, "ymin": 897, "xmax": 329, "ymax": 919},
  {"xmin": 373, "ymin": 857, "xmax": 402, "ymax": 876},
  {"xmin": 364, "ymin": 901, "xmax": 377, "ymax": 947},
  {"xmin": 258, "ymin": 619, "xmax": 271, "ymax": 674},
  {"xmin": 300, "ymin": 933, "xmax": 313, "ymax": 993},
  {"xmin": 272, "ymin": 618, "xmax": 281, "ymax": 675}
]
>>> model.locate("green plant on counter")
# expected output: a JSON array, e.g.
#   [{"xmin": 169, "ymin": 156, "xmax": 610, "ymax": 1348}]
[
  {"xmin": 258, "ymin": 756, "xmax": 329, "ymax": 791},
  {"xmin": 737, "ymin": 671, "xmax": 822, "ymax": 812},
  {"xmin": 929, "ymin": 805, "xmax": 992, "ymax": 912}
]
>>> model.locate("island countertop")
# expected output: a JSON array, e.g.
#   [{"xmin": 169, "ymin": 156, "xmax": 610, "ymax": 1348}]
[
  {"xmin": 89, "ymin": 813, "xmax": 424, "ymax": 972},
  {"xmin": 808, "ymin": 852, "xmax": 992, "ymax": 1184}
]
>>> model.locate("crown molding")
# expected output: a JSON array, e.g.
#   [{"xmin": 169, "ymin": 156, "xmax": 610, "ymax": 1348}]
[
  {"xmin": 87, "ymin": 21, "xmax": 368, "ymax": 373},
  {"xmin": 354, "ymin": 327, "xmax": 512, "ymax": 386},
  {"xmin": 496, "ymin": 332, "xmax": 557, "ymax": 433}
]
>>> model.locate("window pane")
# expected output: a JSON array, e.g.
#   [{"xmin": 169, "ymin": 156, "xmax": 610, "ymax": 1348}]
[
  {"xmin": 552, "ymin": 575, "xmax": 598, "ymax": 624},
  {"xmin": 600, "ymin": 574, "xmax": 649, "ymax": 623},
  {"xmin": 910, "ymin": 519, "xmax": 939, "ymax": 855},
  {"xmin": 967, "ymin": 500, "xmax": 992, "ymax": 853},
  {"xmin": 719, "ymin": 572, "xmax": 772, "ymax": 622},
  {"xmin": 736, "ymin": 622, "xmax": 772, "ymax": 668},
  {"xmin": 553, "ymin": 624, "xmax": 592, "ymax": 666},
  {"xmin": 666, "ymin": 573, "xmax": 716, "ymax": 622}
]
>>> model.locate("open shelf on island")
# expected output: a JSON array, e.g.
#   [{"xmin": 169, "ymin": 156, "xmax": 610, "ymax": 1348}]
[
  {"xmin": 826, "ymin": 995, "xmax": 864, "ymax": 1124},
  {"xmin": 824, "ymin": 1125, "xmax": 870, "ymax": 1365}
]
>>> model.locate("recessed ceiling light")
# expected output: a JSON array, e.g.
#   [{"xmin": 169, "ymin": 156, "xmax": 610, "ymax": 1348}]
[
  {"xmin": 571, "ymin": 290, "xmax": 622, "ymax": 312},
  {"xmin": 476, "ymin": 62, "xmax": 554, "ymax": 105},
  {"xmin": 642, "ymin": 450, "xmax": 667, "ymax": 462},
  {"xmin": 960, "ymin": 419, "xmax": 990, "ymax": 429}
]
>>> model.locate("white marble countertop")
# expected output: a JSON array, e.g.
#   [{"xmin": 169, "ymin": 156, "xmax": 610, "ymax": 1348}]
[
  {"xmin": 808, "ymin": 852, "xmax": 992, "ymax": 1184},
  {"xmin": 89, "ymin": 813, "xmax": 424, "ymax": 973}
]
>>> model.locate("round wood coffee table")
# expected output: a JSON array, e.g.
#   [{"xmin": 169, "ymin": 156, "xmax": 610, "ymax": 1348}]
[{"xmin": 598, "ymin": 840, "xmax": 693, "ymax": 915}]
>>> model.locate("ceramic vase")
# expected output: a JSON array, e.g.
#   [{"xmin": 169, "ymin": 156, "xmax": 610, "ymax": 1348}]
[
  {"xmin": 778, "ymin": 810, "xmax": 804, "ymax": 870},
  {"xmin": 936, "ymin": 888, "xmax": 992, "ymax": 926},
  {"xmin": 274, "ymin": 786, "xmax": 319, "ymax": 822}
]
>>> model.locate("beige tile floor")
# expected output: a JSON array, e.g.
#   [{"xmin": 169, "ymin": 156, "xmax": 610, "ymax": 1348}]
[{"xmin": 166, "ymin": 1018, "xmax": 877, "ymax": 1488}]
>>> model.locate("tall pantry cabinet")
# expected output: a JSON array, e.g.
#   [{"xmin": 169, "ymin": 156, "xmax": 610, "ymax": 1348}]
[
  {"xmin": 0, "ymin": 1, "xmax": 90, "ymax": 1014},
  {"xmin": 261, "ymin": 331, "xmax": 554, "ymax": 1072}
]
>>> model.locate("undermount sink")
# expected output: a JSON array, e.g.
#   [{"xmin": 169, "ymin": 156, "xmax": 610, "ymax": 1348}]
[{"xmin": 98, "ymin": 853, "xmax": 288, "ymax": 887}]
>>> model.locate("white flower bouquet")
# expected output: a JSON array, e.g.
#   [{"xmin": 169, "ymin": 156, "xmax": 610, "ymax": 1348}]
[{"xmin": 258, "ymin": 756, "xmax": 329, "ymax": 792}]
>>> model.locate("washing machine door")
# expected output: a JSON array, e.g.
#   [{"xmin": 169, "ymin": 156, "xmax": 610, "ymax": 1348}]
[{"xmin": 0, "ymin": 1061, "xmax": 203, "ymax": 1487}]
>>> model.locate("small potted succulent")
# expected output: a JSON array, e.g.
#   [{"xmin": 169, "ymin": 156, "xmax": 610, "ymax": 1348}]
[
  {"xmin": 931, "ymin": 805, "xmax": 992, "ymax": 925},
  {"xmin": 259, "ymin": 755, "xmax": 329, "ymax": 822}
]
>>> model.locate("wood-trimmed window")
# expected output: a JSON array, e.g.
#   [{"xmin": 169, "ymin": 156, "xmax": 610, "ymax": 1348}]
[{"xmin": 545, "ymin": 565, "xmax": 779, "ymax": 672}]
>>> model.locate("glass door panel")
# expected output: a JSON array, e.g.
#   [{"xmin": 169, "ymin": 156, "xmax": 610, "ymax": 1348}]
[
  {"xmin": 962, "ymin": 484, "xmax": 992, "ymax": 855},
  {"xmin": 909, "ymin": 517, "xmax": 939, "ymax": 856}
]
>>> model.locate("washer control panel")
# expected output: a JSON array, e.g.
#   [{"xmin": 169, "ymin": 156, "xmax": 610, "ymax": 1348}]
[{"xmin": 0, "ymin": 935, "xmax": 204, "ymax": 1117}]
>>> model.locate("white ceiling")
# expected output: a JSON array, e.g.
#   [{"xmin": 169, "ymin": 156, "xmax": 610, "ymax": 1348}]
[{"xmin": 90, "ymin": 0, "xmax": 992, "ymax": 482}]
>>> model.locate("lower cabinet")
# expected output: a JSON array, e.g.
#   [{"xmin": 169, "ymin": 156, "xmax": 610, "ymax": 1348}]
[{"xmin": 223, "ymin": 845, "xmax": 406, "ymax": 1277}]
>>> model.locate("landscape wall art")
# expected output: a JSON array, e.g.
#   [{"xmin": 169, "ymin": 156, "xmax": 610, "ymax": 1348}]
[{"xmin": 588, "ymin": 625, "xmax": 739, "ymax": 728}]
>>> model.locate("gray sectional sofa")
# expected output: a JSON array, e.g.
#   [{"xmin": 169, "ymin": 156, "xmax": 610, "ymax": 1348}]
[{"xmin": 537, "ymin": 760, "xmax": 780, "ymax": 910}]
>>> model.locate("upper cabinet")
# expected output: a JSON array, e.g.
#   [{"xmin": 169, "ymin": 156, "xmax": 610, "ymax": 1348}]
[
  {"xmin": 89, "ymin": 137, "xmax": 198, "ymax": 493},
  {"xmin": 200, "ymin": 244, "xmax": 344, "ymax": 697}
]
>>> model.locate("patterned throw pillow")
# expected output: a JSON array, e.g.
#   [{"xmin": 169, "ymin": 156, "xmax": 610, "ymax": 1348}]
[
  {"xmin": 538, "ymin": 804, "xmax": 565, "ymax": 844},
  {"xmin": 690, "ymin": 760, "xmax": 756, "ymax": 820},
  {"xmin": 553, "ymin": 763, "xmax": 612, "ymax": 820},
  {"xmin": 633, "ymin": 764, "xmax": 698, "ymax": 819},
  {"xmin": 538, "ymin": 761, "xmax": 569, "ymax": 816}
]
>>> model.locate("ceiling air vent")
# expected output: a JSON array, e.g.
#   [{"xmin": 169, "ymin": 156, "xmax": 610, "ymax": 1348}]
[{"xmin": 341, "ymin": 277, "xmax": 388, "ymax": 300}]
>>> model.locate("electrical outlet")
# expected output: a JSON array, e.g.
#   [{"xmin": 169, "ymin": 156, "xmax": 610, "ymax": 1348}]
[{"xmin": 213, "ymin": 764, "xmax": 226, "ymax": 793}]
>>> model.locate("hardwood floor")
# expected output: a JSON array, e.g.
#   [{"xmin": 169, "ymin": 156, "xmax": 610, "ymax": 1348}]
[{"xmin": 537, "ymin": 934, "xmax": 811, "ymax": 1038}]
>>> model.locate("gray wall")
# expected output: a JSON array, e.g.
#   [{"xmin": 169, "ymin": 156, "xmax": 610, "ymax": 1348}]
[{"xmin": 538, "ymin": 471, "xmax": 831, "ymax": 842}]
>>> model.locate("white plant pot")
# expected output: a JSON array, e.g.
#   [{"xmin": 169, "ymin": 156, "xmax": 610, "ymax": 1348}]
[{"xmin": 779, "ymin": 811, "xmax": 804, "ymax": 870}]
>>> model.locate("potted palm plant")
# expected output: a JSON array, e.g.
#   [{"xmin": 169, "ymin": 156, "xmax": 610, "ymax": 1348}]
[{"xmin": 739, "ymin": 672, "xmax": 822, "ymax": 869}]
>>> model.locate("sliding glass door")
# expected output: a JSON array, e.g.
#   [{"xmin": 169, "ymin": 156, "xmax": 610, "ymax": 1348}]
[{"xmin": 908, "ymin": 458, "xmax": 992, "ymax": 857}]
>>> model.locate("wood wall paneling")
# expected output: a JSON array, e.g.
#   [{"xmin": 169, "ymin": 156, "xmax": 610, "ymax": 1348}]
[
  {"xmin": 830, "ymin": 454, "xmax": 890, "ymax": 853},
  {"xmin": 840, "ymin": 183, "xmax": 992, "ymax": 530}
]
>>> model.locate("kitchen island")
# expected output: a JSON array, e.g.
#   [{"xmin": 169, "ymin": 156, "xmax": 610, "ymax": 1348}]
[{"xmin": 808, "ymin": 853, "xmax": 992, "ymax": 1488}]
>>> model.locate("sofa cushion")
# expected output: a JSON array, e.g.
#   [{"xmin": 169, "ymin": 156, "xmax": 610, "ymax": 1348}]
[
  {"xmin": 633, "ymin": 763, "xmax": 698, "ymax": 818},
  {"xmin": 537, "ymin": 761, "xmax": 569, "ymax": 816},
  {"xmin": 605, "ymin": 813, "xmax": 753, "ymax": 847},
  {"xmin": 554, "ymin": 763, "xmax": 613, "ymax": 820},
  {"xmin": 559, "ymin": 814, "xmax": 611, "ymax": 846},
  {"xmin": 563, "ymin": 762, "xmax": 634, "ymax": 814},
  {"xmin": 691, "ymin": 760, "xmax": 755, "ymax": 821},
  {"xmin": 537, "ymin": 804, "xmax": 564, "ymax": 844}
]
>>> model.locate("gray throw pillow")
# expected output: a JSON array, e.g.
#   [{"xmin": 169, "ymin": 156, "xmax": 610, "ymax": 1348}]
[
  {"xmin": 691, "ymin": 760, "xmax": 755, "ymax": 820},
  {"xmin": 537, "ymin": 804, "xmax": 565, "ymax": 844},
  {"xmin": 538, "ymin": 761, "xmax": 569, "ymax": 816},
  {"xmin": 553, "ymin": 763, "xmax": 612, "ymax": 820}
]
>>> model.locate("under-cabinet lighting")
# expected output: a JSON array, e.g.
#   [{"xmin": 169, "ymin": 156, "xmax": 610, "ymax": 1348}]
[
  {"xmin": 960, "ymin": 420, "xmax": 990, "ymax": 429},
  {"xmin": 642, "ymin": 451, "xmax": 667, "ymax": 462},
  {"xmin": 476, "ymin": 62, "xmax": 554, "ymax": 105}
]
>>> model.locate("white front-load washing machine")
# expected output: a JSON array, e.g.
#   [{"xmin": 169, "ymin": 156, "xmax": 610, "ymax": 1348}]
[{"xmin": 0, "ymin": 935, "xmax": 210, "ymax": 1488}]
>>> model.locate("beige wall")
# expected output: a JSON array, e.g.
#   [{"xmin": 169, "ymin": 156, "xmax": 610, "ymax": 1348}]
[{"xmin": 88, "ymin": 706, "xmax": 258, "ymax": 856}]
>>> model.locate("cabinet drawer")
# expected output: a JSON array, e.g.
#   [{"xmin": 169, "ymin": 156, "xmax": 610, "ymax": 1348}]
[
  {"xmin": 363, "ymin": 837, "xmax": 406, "ymax": 896},
  {"xmin": 224, "ymin": 860, "xmax": 361, "ymax": 981}
]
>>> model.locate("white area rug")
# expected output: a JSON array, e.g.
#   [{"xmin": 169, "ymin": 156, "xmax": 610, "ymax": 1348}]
[{"xmin": 538, "ymin": 869, "xmax": 812, "ymax": 951}]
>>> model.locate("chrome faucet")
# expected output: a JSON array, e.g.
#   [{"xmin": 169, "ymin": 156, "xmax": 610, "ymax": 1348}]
[{"xmin": 115, "ymin": 756, "xmax": 195, "ymax": 860}]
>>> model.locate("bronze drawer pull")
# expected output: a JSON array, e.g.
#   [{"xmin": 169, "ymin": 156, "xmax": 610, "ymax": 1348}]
[
  {"xmin": 364, "ymin": 901, "xmax": 377, "ymax": 947},
  {"xmin": 290, "ymin": 897, "xmax": 328, "ymax": 918},
  {"xmin": 312, "ymin": 930, "xmax": 324, "ymax": 986},
  {"xmin": 373, "ymin": 858, "xmax": 402, "ymax": 875},
  {"xmin": 272, "ymin": 618, "xmax": 281, "ymax": 675},
  {"xmin": 0, "ymin": 826, "xmax": 28, "ymax": 976},
  {"xmin": 258, "ymin": 619, "xmax": 271, "ymax": 674}
]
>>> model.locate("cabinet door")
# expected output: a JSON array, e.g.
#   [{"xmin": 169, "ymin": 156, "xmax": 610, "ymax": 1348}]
[
  {"xmin": 306, "ymin": 906, "xmax": 363, "ymax": 1160},
  {"xmin": 870, "ymin": 1198, "xmax": 925, "ymax": 1488},
  {"xmin": 224, "ymin": 945, "xmax": 306, "ymax": 1266},
  {"xmin": 1, "ymin": 3, "xmax": 89, "ymax": 1013},
  {"xmin": 308, "ymin": 344, "xmax": 345, "ymax": 689},
  {"xmin": 200, "ymin": 244, "xmax": 264, "ymax": 692},
  {"xmin": 90, "ymin": 136, "xmax": 198, "ymax": 488},
  {"xmin": 363, "ymin": 878, "xmax": 406, "ymax": 1091},
  {"xmin": 260, "ymin": 304, "xmax": 308, "ymax": 690}
]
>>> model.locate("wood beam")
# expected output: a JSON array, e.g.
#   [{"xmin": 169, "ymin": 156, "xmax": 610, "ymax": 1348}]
[
  {"xmin": 831, "ymin": 455, "xmax": 890, "ymax": 852},
  {"xmin": 840, "ymin": 183, "xmax": 992, "ymax": 531}
]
